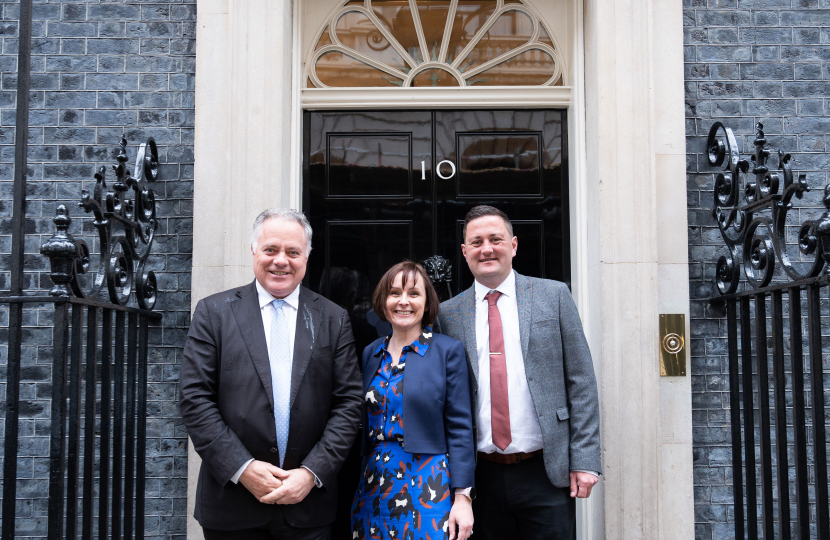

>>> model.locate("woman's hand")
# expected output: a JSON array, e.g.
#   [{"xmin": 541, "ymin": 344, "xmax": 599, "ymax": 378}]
[{"xmin": 448, "ymin": 493, "xmax": 474, "ymax": 540}]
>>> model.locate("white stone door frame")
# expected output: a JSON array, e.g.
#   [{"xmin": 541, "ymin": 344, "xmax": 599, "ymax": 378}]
[{"xmin": 191, "ymin": 1, "xmax": 693, "ymax": 539}]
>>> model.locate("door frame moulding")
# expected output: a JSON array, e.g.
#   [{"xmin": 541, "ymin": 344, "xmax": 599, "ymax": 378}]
[{"xmin": 301, "ymin": 86, "xmax": 572, "ymax": 110}]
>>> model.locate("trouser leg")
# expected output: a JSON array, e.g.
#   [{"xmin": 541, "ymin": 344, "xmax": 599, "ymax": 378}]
[
  {"xmin": 473, "ymin": 456, "xmax": 575, "ymax": 540},
  {"xmin": 506, "ymin": 457, "xmax": 574, "ymax": 540},
  {"xmin": 472, "ymin": 459, "xmax": 520, "ymax": 540}
]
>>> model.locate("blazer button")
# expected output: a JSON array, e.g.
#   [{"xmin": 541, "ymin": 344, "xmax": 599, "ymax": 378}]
[{"xmin": 270, "ymin": 447, "xmax": 278, "ymax": 453}]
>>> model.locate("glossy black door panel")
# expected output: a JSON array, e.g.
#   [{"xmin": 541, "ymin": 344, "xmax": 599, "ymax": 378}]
[
  {"xmin": 434, "ymin": 110, "xmax": 568, "ymax": 292},
  {"xmin": 456, "ymin": 132, "xmax": 543, "ymax": 197},
  {"xmin": 304, "ymin": 108, "xmax": 569, "ymax": 315},
  {"xmin": 305, "ymin": 110, "xmax": 433, "ymax": 351},
  {"xmin": 327, "ymin": 133, "xmax": 413, "ymax": 197}
]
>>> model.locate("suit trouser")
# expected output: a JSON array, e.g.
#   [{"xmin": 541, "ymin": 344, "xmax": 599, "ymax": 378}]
[
  {"xmin": 473, "ymin": 455, "xmax": 575, "ymax": 540},
  {"xmin": 202, "ymin": 507, "xmax": 331, "ymax": 540}
]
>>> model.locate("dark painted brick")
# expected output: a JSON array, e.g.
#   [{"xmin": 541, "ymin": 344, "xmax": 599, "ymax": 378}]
[
  {"xmin": 140, "ymin": 73, "xmax": 169, "ymax": 91},
  {"xmin": 141, "ymin": 38, "xmax": 171, "ymax": 54},
  {"xmin": 87, "ymin": 4, "xmax": 142, "ymax": 21},
  {"xmin": 84, "ymin": 110, "xmax": 137, "ymax": 126},
  {"xmin": 696, "ymin": 10, "xmax": 751, "ymax": 26},
  {"xmin": 60, "ymin": 39, "xmax": 85, "ymax": 55},
  {"xmin": 794, "ymin": 28, "xmax": 822, "ymax": 44},
  {"xmin": 46, "ymin": 22, "xmax": 96, "ymax": 38},
  {"xmin": 126, "ymin": 56, "xmax": 181, "ymax": 73},
  {"xmin": 783, "ymin": 81, "xmax": 830, "ymax": 96},
  {"xmin": 739, "ymin": 27, "xmax": 792, "ymax": 44},
  {"xmin": 780, "ymin": 10, "xmax": 830, "ymax": 26},
  {"xmin": 794, "ymin": 63, "xmax": 823, "ymax": 79},
  {"xmin": 61, "ymin": 4, "xmax": 87, "ymax": 21},
  {"xmin": 709, "ymin": 28, "xmax": 738, "ymax": 44},
  {"xmin": 744, "ymin": 99, "xmax": 797, "ymax": 115},
  {"xmin": 752, "ymin": 10, "xmax": 780, "ymax": 26},
  {"xmin": 741, "ymin": 63, "xmax": 794, "ymax": 79},
  {"xmin": 99, "ymin": 22, "xmax": 126, "ymax": 38},
  {"xmin": 87, "ymin": 38, "xmax": 139, "ymax": 55},
  {"xmin": 44, "ymin": 55, "xmax": 96, "ymax": 72},
  {"xmin": 31, "ymin": 4, "xmax": 60, "ymax": 21},
  {"xmin": 781, "ymin": 45, "xmax": 830, "ymax": 61},
  {"xmin": 98, "ymin": 56, "xmax": 126, "ymax": 72},
  {"xmin": 752, "ymin": 45, "xmax": 779, "ymax": 61},
  {"xmin": 43, "ymin": 92, "xmax": 96, "ymax": 109},
  {"xmin": 86, "ymin": 73, "xmax": 139, "ymax": 91}
]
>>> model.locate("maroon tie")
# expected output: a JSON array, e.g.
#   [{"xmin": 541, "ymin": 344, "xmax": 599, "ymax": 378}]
[{"xmin": 486, "ymin": 291, "xmax": 512, "ymax": 451}]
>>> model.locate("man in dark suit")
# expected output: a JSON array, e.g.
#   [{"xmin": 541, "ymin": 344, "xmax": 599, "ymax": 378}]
[
  {"xmin": 438, "ymin": 205, "xmax": 601, "ymax": 540},
  {"xmin": 180, "ymin": 208, "xmax": 363, "ymax": 540}
]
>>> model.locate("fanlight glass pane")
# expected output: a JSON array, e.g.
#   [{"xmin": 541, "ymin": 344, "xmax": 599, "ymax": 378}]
[
  {"xmin": 445, "ymin": 0, "xmax": 498, "ymax": 63},
  {"xmin": 538, "ymin": 24, "xmax": 554, "ymax": 50},
  {"xmin": 335, "ymin": 11, "xmax": 408, "ymax": 70},
  {"xmin": 467, "ymin": 49, "xmax": 554, "ymax": 86},
  {"xmin": 317, "ymin": 51, "xmax": 404, "ymax": 87},
  {"xmin": 315, "ymin": 26, "xmax": 333, "ymax": 49},
  {"xmin": 411, "ymin": 68, "xmax": 459, "ymax": 87},
  {"xmin": 416, "ymin": 0, "xmax": 452, "ymax": 60},
  {"xmin": 459, "ymin": 10, "xmax": 533, "ymax": 73},
  {"xmin": 372, "ymin": 0, "xmax": 423, "ymax": 64},
  {"xmin": 310, "ymin": 0, "xmax": 560, "ymax": 87}
]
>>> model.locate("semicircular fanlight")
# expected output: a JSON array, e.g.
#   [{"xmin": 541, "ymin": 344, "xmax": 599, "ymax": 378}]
[{"xmin": 307, "ymin": 0, "xmax": 563, "ymax": 88}]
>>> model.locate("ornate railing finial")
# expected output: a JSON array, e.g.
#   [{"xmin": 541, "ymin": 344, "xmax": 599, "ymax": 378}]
[
  {"xmin": 41, "ymin": 138, "xmax": 160, "ymax": 309},
  {"xmin": 708, "ymin": 122, "xmax": 827, "ymax": 295},
  {"xmin": 40, "ymin": 205, "xmax": 81, "ymax": 297}
]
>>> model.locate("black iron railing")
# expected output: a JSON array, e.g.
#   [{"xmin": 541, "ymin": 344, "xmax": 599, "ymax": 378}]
[
  {"xmin": 708, "ymin": 122, "xmax": 830, "ymax": 539},
  {"xmin": 1, "ymin": 136, "xmax": 162, "ymax": 539}
]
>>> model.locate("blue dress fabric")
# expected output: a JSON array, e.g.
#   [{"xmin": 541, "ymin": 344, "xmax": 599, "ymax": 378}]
[{"xmin": 351, "ymin": 327, "xmax": 452, "ymax": 540}]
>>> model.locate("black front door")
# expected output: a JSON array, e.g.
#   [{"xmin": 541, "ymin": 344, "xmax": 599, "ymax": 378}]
[{"xmin": 303, "ymin": 109, "xmax": 569, "ymax": 353}]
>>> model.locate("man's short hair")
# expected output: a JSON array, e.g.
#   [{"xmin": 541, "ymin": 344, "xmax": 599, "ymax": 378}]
[
  {"xmin": 250, "ymin": 208, "xmax": 313, "ymax": 255},
  {"xmin": 462, "ymin": 205, "xmax": 513, "ymax": 241},
  {"xmin": 372, "ymin": 261, "xmax": 440, "ymax": 329}
]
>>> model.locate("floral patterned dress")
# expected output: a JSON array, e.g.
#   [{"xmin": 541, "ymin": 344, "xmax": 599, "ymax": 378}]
[{"xmin": 351, "ymin": 328, "xmax": 452, "ymax": 540}]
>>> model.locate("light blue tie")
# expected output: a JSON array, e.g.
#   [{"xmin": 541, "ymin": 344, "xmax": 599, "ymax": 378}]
[{"xmin": 270, "ymin": 299, "xmax": 292, "ymax": 467}]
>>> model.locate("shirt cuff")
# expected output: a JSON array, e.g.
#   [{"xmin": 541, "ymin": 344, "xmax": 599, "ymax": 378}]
[
  {"xmin": 454, "ymin": 487, "xmax": 473, "ymax": 500},
  {"xmin": 573, "ymin": 470, "xmax": 599, "ymax": 478},
  {"xmin": 231, "ymin": 458, "xmax": 255, "ymax": 484},
  {"xmin": 302, "ymin": 465, "xmax": 323, "ymax": 488}
]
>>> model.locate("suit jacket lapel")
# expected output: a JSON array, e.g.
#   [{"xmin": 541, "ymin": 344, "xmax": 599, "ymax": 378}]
[
  {"xmin": 515, "ymin": 272, "xmax": 532, "ymax": 362},
  {"xmin": 461, "ymin": 287, "xmax": 479, "ymax": 384},
  {"xmin": 290, "ymin": 287, "xmax": 320, "ymax": 409},
  {"xmin": 231, "ymin": 281, "xmax": 274, "ymax": 408}
]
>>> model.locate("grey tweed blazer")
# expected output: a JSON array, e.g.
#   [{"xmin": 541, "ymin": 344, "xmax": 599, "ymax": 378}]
[{"xmin": 436, "ymin": 272, "xmax": 601, "ymax": 488}]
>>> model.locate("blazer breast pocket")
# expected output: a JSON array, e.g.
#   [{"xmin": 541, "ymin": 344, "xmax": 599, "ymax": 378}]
[
  {"xmin": 532, "ymin": 318, "xmax": 557, "ymax": 328},
  {"xmin": 311, "ymin": 344, "xmax": 332, "ymax": 357}
]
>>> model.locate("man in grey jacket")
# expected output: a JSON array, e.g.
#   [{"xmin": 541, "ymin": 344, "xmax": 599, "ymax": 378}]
[{"xmin": 438, "ymin": 205, "xmax": 601, "ymax": 540}]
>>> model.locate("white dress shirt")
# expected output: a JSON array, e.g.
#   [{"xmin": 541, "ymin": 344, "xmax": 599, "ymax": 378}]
[
  {"xmin": 474, "ymin": 271, "xmax": 544, "ymax": 454},
  {"xmin": 231, "ymin": 282, "xmax": 321, "ymax": 486},
  {"xmin": 473, "ymin": 272, "xmax": 598, "ymax": 479}
]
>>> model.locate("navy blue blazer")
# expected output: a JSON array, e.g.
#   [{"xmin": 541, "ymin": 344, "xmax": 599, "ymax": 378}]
[{"xmin": 360, "ymin": 330, "xmax": 476, "ymax": 489}]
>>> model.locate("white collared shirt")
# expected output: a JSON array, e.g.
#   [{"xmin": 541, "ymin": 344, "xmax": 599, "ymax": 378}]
[
  {"xmin": 474, "ymin": 270, "xmax": 545, "ymax": 454},
  {"xmin": 256, "ymin": 279, "xmax": 300, "ymax": 360}
]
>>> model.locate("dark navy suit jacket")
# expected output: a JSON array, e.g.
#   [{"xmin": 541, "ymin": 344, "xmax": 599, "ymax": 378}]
[{"xmin": 360, "ymin": 331, "xmax": 476, "ymax": 489}]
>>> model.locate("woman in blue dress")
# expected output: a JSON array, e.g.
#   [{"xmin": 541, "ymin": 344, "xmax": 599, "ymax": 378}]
[{"xmin": 351, "ymin": 261, "xmax": 475, "ymax": 540}]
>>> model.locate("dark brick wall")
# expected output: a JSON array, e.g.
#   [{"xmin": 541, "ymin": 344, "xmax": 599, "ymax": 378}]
[
  {"xmin": 0, "ymin": 1, "xmax": 195, "ymax": 538},
  {"xmin": 685, "ymin": 1, "xmax": 829, "ymax": 539}
]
